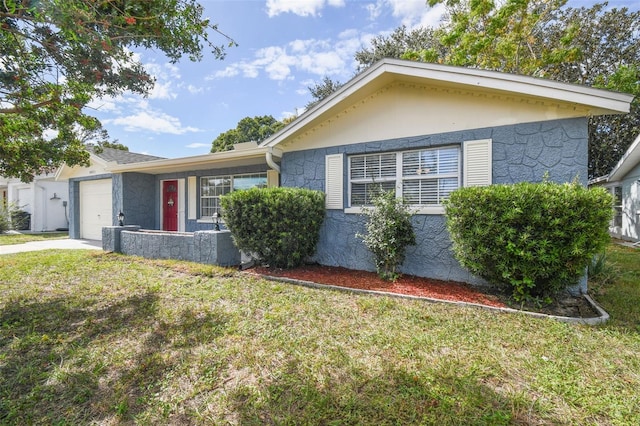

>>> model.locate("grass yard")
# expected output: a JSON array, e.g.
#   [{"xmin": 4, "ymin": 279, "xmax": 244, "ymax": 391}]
[
  {"xmin": 0, "ymin": 245, "xmax": 639, "ymax": 425},
  {"xmin": 0, "ymin": 231, "xmax": 68, "ymax": 246}
]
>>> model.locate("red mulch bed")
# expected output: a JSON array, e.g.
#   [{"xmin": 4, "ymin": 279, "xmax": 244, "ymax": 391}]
[{"xmin": 250, "ymin": 264, "xmax": 507, "ymax": 308}]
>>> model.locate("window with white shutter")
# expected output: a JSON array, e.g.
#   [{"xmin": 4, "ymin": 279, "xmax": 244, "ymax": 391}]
[
  {"xmin": 463, "ymin": 139, "xmax": 492, "ymax": 187},
  {"xmin": 325, "ymin": 154, "xmax": 344, "ymax": 209}
]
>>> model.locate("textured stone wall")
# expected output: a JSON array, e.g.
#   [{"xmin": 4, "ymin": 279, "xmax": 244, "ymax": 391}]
[
  {"xmin": 103, "ymin": 227, "xmax": 240, "ymax": 266},
  {"xmin": 281, "ymin": 118, "xmax": 588, "ymax": 284},
  {"xmin": 120, "ymin": 173, "xmax": 156, "ymax": 229}
]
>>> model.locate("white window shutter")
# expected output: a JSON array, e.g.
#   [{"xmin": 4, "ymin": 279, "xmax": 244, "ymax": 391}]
[
  {"xmin": 188, "ymin": 176, "xmax": 197, "ymax": 220},
  {"xmin": 463, "ymin": 139, "xmax": 492, "ymax": 187},
  {"xmin": 267, "ymin": 170, "xmax": 280, "ymax": 187},
  {"xmin": 325, "ymin": 153, "xmax": 344, "ymax": 209}
]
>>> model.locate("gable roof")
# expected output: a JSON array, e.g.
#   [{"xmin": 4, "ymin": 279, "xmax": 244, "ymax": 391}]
[
  {"xmin": 54, "ymin": 145, "xmax": 166, "ymax": 180},
  {"xmin": 608, "ymin": 133, "xmax": 640, "ymax": 182},
  {"xmin": 101, "ymin": 59, "xmax": 635, "ymax": 175},
  {"xmin": 88, "ymin": 145, "xmax": 165, "ymax": 164},
  {"xmin": 261, "ymin": 58, "xmax": 634, "ymax": 149}
]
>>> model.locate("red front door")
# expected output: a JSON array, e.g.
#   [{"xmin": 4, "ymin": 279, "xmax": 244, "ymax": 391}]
[{"xmin": 162, "ymin": 180, "xmax": 178, "ymax": 231}]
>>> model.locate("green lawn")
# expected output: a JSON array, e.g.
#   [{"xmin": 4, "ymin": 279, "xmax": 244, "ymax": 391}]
[
  {"xmin": 0, "ymin": 231, "xmax": 68, "ymax": 246},
  {"xmin": 0, "ymin": 245, "xmax": 639, "ymax": 425}
]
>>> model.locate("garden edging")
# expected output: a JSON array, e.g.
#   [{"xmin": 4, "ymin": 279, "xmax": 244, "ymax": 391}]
[{"xmin": 256, "ymin": 274, "xmax": 610, "ymax": 326}]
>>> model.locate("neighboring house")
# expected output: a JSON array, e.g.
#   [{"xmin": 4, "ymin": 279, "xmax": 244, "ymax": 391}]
[
  {"xmin": 80, "ymin": 59, "xmax": 633, "ymax": 283},
  {"xmin": 0, "ymin": 171, "xmax": 69, "ymax": 232},
  {"xmin": 592, "ymin": 134, "xmax": 640, "ymax": 242},
  {"xmin": 56, "ymin": 146, "xmax": 164, "ymax": 240}
]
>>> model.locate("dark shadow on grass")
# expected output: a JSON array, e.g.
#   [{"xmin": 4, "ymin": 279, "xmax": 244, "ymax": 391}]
[
  {"xmin": 0, "ymin": 294, "xmax": 231, "ymax": 424},
  {"xmin": 225, "ymin": 356, "xmax": 567, "ymax": 425}
]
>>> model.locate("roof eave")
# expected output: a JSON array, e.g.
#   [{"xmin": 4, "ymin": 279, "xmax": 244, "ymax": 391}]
[
  {"xmin": 107, "ymin": 147, "xmax": 281, "ymax": 175},
  {"xmin": 608, "ymin": 133, "xmax": 640, "ymax": 182},
  {"xmin": 261, "ymin": 58, "xmax": 634, "ymax": 149}
]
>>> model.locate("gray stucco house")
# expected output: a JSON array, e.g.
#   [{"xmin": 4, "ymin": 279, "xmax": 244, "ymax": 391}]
[
  {"xmin": 81, "ymin": 59, "xmax": 633, "ymax": 284},
  {"xmin": 57, "ymin": 146, "xmax": 164, "ymax": 240}
]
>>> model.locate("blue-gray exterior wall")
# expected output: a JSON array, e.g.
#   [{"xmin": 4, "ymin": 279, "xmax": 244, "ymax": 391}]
[
  {"xmin": 280, "ymin": 118, "xmax": 588, "ymax": 283},
  {"xmin": 117, "ymin": 173, "xmax": 156, "ymax": 229},
  {"xmin": 68, "ymin": 174, "xmax": 113, "ymax": 239},
  {"xmin": 112, "ymin": 164, "xmax": 269, "ymax": 233}
]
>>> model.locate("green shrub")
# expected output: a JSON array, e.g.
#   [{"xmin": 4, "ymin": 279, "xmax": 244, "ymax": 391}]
[
  {"xmin": 0, "ymin": 204, "xmax": 26, "ymax": 233},
  {"xmin": 588, "ymin": 251, "xmax": 620, "ymax": 288},
  {"xmin": 444, "ymin": 181, "xmax": 613, "ymax": 302},
  {"xmin": 221, "ymin": 187, "xmax": 325, "ymax": 269},
  {"xmin": 0, "ymin": 205, "xmax": 11, "ymax": 233},
  {"xmin": 357, "ymin": 190, "xmax": 416, "ymax": 281}
]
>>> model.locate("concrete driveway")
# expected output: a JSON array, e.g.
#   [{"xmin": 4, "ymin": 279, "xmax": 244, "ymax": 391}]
[{"xmin": 0, "ymin": 238, "xmax": 102, "ymax": 255}]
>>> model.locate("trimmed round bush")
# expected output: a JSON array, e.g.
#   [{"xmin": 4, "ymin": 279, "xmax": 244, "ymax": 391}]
[
  {"xmin": 221, "ymin": 187, "xmax": 325, "ymax": 269},
  {"xmin": 444, "ymin": 181, "xmax": 613, "ymax": 301}
]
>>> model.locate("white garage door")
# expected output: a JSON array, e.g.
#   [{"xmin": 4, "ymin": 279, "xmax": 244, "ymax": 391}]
[{"xmin": 80, "ymin": 179, "xmax": 112, "ymax": 240}]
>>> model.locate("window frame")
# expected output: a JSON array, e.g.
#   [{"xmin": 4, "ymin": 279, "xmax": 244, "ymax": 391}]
[
  {"xmin": 197, "ymin": 172, "xmax": 267, "ymax": 222},
  {"xmin": 345, "ymin": 145, "xmax": 461, "ymax": 215},
  {"xmin": 612, "ymin": 186, "xmax": 623, "ymax": 228}
]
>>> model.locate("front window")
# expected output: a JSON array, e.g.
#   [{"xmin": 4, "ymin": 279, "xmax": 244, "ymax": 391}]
[
  {"xmin": 200, "ymin": 173, "xmax": 267, "ymax": 218},
  {"xmin": 349, "ymin": 146, "xmax": 460, "ymax": 207},
  {"xmin": 613, "ymin": 186, "xmax": 623, "ymax": 228}
]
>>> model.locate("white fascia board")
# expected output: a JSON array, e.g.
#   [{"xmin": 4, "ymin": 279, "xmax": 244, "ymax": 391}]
[
  {"xmin": 608, "ymin": 133, "xmax": 640, "ymax": 182},
  {"xmin": 107, "ymin": 146, "xmax": 281, "ymax": 174},
  {"xmin": 381, "ymin": 59, "xmax": 633, "ymax": 113}
]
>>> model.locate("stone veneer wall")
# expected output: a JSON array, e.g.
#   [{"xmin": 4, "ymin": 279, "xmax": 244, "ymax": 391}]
[
  {"xmin": 117, "ymin": 173, "xmax": 156, "ymax": 229},
  {"xmin": 280, "ymin": 118, "xmax": 588, "ymax": 286},
  {"xmin": 102, "ymin": 226, "xmax": 241, "ymax": 266}
]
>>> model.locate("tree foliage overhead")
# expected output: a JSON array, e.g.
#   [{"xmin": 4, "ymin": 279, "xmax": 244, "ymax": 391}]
[
  {"xmin": 354, "ymin": 25, "xmax": 445, "ymax": 70},
  {"xmin": 1, "ymin": 0, "xmax": 234, "ymax": 181},
  {"xmin": 211, "ymin": 115, "xmax": 285, "ymax": 153},
  {"xmin": 306, "ymin": 76, "xmax": 343, "ymax": 108},
  {"xmin": 353, "ymin": 1, "xmax": 640, "ymax": 178}
]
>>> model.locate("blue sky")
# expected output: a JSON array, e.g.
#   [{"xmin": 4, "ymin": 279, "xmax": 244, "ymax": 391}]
[{"xmin": 88, "ymin": 0, "xmax": 640, "ymax": 159}]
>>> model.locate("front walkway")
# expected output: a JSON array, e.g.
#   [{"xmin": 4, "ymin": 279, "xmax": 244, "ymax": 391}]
[{"xmin": 0, "ymin": 239, "xmax": 102, "ymax": 255}]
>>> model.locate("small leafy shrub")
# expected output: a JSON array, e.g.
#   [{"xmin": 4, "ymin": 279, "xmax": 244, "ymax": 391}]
[
  {"xmin": 444, "ymin": 180, "xmax": 613, "ymax": 302},
  {"xmin": 0, "ymin": 204, "xmax": 26, "ymax": 233},
  {"xmin": 588, "ymin": 251, "xmax": 620, "ymax": 289},
  {"xmin": 221, "ymin": 187, "xmax": 325, "ymax": 269},
  {"xmin": 0, "ymin": 205, "xmax": 11, "ymax": 233},
  {"xmin": 10, "ymin": 209, "xmax": 31, "ymax": 230},
  {"xmin": 357, "ymin": 190, "xmax": 416, "ymax": 281}
]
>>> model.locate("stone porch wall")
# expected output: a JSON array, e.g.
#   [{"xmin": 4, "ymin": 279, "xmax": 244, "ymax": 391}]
[{"xmin": 102, "ymin": 226, "xmax": 240, "ymax": 266}]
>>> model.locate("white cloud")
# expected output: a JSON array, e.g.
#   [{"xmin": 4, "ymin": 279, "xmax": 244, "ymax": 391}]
[
  {"xmin": 186, "ymin": 84, "xmax": 204, "ymax": 94},
  {"xmin": 266, "ymin": 0, "xmax": 345, "ymax": 17},
  {"xmin": 209, "ymin": 30, "xmax": 372, "ymax": 83},
  {"xmin": 86, "ymin": 98, "xmax": 119, "ymax": 113},
  {"xmin": 144, "ymin": 62, "xmax": 182, "ymax": 100},
  {"xmin": 365, "ymin": 1, "xmax": 383, "ymax": 21},
  {"xmin": 383, "ymin": 0, "xmax": 446, "ymax": 28},
  {"xmin": 211, "ymin": 65, "xmax": 239, "ymax": 79},
  {"xmin": 106, "ymin": 110, "xmax": 200, "ymax": 135},
  {"xmin": 185, "ymin": 142, "xmax": 210, "ymax": 149},
  {"xmin": 149, "ymin": 81, "xmax": 177, "ymax": 100}
]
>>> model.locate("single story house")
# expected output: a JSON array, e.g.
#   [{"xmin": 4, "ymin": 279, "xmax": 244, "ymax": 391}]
[
  {"xmin": 592, "ymin": 133, "xmax": 640, "ymax": 243},
  {"xmin": 1, "ymin": 171, "xmax": 69, "ymax": 232},
  {"xmin": 56, "ymin": 146, "xmax": 164, "ymax": 240},
  {"xmin": 83, "ymin": 59, "xmax": 633, "ymax": 284}
]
